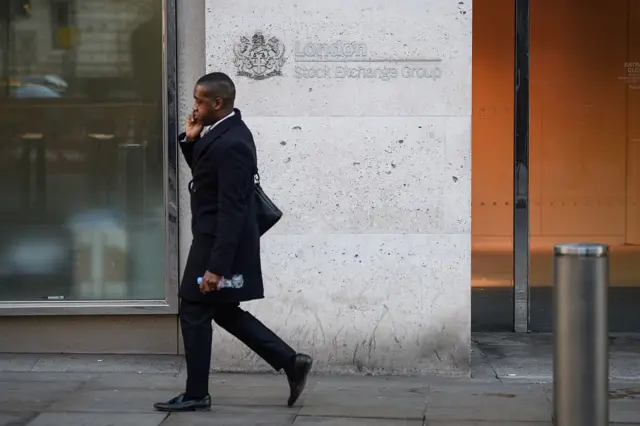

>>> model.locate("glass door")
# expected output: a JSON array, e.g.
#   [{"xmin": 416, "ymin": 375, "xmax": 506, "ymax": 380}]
[
  {"xmin": 471, "ymin": 0, "xmax": 515, "ymax": 331},
  {"xmin": 528, "ymin": 0, "xmax": 640, "ymax": 331}
]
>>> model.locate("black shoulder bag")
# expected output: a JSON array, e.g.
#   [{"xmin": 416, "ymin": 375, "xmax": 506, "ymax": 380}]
[
  {"xmin": 254, "ymin": 170, "xmax": 282, "ymax": 235},
  {"xmin": 186, "ymin": 127, "xmax": 281, "ymax": 235}
]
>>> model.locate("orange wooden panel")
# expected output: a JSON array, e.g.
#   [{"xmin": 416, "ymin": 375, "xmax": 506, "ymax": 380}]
[
  {"xmin": 531, "ymin": 0, "xmax": 628, "ymax": 239},
  {"xmin": 471, "ymin": 0, "xmax": 514, "ymax": 238},
  {"xmin": 626, "ymin": 0, "xmax": 640, "ymax": 244}
]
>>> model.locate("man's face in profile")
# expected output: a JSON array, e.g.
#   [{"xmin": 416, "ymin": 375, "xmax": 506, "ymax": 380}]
[{"xmin": 192, "ymin": 85, "xmax": 221, "ymax": 126}]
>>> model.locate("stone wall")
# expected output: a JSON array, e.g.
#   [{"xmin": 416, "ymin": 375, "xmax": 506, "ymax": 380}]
[{"xmin": 185, "ymin": 0, "xmax": 473, "ymax": 374}]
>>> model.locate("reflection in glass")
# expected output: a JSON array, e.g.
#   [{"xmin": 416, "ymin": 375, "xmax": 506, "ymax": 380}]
[{"xmin": 0, "ymin": 0, "xmax": 165, "ymax": 301}]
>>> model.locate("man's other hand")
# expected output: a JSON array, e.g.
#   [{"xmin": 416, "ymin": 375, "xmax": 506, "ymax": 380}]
[{"xmin": 200, "ymin": 271, "xmax": 221, "ymax": 293}]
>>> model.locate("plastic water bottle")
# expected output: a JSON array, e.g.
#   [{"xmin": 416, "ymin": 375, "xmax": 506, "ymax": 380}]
[{"xmin": 197, "ymin": 274, "xmax": 244, "ymax": 289}]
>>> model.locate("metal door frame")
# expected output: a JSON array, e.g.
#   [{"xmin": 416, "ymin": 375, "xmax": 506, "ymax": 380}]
[{"xmin": 513, "ymin": 0, "xmax": 530, "ymax": 332}]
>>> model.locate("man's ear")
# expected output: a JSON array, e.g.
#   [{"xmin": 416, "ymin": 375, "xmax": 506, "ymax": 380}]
[{"xmin": 213, "ymin": 97, "xmax": 224, "ymax": 111}]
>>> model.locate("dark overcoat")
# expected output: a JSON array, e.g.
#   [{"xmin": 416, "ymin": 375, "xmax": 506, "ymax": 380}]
[{"xmin": 178, "ymin": 108, "xmax": 264, "ymax": 303}]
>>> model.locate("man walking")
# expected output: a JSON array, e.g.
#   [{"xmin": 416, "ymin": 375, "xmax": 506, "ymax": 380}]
[{"xmin": 154, "ymin": 72, "xmax": 312, "ymax": 412}]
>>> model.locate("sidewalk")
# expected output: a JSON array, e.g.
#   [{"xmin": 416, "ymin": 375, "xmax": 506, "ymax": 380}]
[
  {"xmin": 0, "ymin": 333, "xmax": 639, "ymax": 425},
  {"xmin": 1, "ymin": 362, "xmax": 638, "ymax": 425},
  {"xmin": 472, "ymin": 332, "xmax": 640, "ymax": 381}
]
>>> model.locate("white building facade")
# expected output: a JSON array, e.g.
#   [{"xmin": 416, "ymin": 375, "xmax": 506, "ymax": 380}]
[{"xmin": 179, "ymin": 0, "xmax": 472, "ymax": 374}]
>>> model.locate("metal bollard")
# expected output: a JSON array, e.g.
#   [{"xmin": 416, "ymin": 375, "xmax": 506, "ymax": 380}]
[{"xmin": 553, "ymin": 243, "xmax": 609, "ymax": 426}]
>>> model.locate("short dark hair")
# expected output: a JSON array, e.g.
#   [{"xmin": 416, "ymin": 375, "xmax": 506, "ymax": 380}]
[{"xmin": 196, "ymin": 72, "xmax": 236, "ymax": 107}]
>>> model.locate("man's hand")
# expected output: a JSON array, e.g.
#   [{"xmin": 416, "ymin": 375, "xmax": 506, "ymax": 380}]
[
  {"xmin": 199, "ymin": 271, "xmax": 221, "ymax": 293},
  {"xmin": 186, "ymin": 112, "xmax": 204, "ymax": 141}
]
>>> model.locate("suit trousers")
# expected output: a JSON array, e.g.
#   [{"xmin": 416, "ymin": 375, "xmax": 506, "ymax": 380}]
[{"xmin": 180, "ymin": 298, "xmax": 296, "ymax": 398}]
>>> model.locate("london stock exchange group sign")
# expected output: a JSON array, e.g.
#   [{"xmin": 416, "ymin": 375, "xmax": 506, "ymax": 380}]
[{"xmin": 233, "ymin": 32, "xmax": 443, "ymax": 81}]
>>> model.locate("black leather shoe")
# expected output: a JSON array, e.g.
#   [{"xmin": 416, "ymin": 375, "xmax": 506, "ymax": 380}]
[
  {"xmin": 154, "ymin": 393, "xmax": 211, "ymax": 412},
  {"xmin": 286, "ymin": 353, "xmax": 313, "ymax": 407}
]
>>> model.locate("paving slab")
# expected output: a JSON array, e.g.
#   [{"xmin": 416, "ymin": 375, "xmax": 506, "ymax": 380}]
[
  {"xmin": 474, "ymin": 334, "xmax": 554, "ymax": 381},
  {"xmin": 470, "ymin": 342, "xmax": 498, "ymax": 380},
  {"xmin": 0, "ymin": 354, "xmax": 39, "ymax": 373},
  {"xmin": 0, "ymin": 372, "xmax": 96, "ymax": 383},
  {"xmin": 205, "ymin": 392, "xmax": 291, "ymax": 408},
  {"xmin": 214, "ymin": 405, "xmax": 301, "ymax": 415},
  {"xmin": 82, "ymin": 373, "xmax": 184, "ymax": 390},
  {"xmin": 301, "ymin": 375, "xmax": 429, "ymax": 419},
  {"xmin": 293, "ymin": 417, "xmax": 422, "ymax": 425},
  {"xmin": 493, "ymin": 360, "xmax": 554, "ymax": 381},
  {"xmin": 610, "ymin": 352, "xmax": 640, "ymax": 380},
  {"xmin": 81, "ymin": 372, "xmax": 294, "ymax": 393},
  {"xmin": 31, "ymin": 355, "xmax": 182, "ymax": 374},
  {"xmin": 609, "ymin": 399, "xmax": 640, "ymax": 425},
  {"xmin": 427, "ymin": 423, "xmax": 551, "ymax": 426},
  {"xmin": 0, "ymin": 412, "xmax": 37, "ymax": 426},
  {"xmin": 298, "ymin": 377, "xmax": 428, "ymax": 421},
  {"xmin": 474, "ymin": 333, "xmax": 640, "ymax": 381},
  {"xmin": 607, "ymin": 384, "xmax": 640, "ymax": 424},
  {"xmin": 0, "ymin": 380, "xmax": 83, "ymax": 411},
  {"xmin": 308, "ymin": 376, "xmax": 430, "ymax": 394},
  {"xmin": 299, "ymin": 393, "xmax": 426, "ymax": 420},
  {"xmin": 545, "ymin": 382, "xmax": 640, "ymax": 424},
  {"xmin": 207, "ymin": 372, "xmax": 296, "ymax": 388},
  {"xmin": 48, "ymin": 389, "xmax": 173, "ymax": 413},
  {"xmin": 162, "ymin": 411, "xmax": 296, "ymax": 425},
  {"xmin": 426, "ymin": 382, "xmax": 551, "ymax": 422},
  {"xmin": 185, "ymin": 374, "xmax": 314, "ymax": 407},
  {"xmin": 208, "ymin": 380, "xmax": 299, "ymax": 407},
  {"xmin": 25, "ymin": 413, "xmax": 168, "ymax": 426}
]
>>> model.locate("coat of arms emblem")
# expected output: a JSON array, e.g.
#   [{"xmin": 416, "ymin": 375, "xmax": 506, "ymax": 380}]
[{"xmin": 233, "ymin": 31, "xmax": 286, "ymax": 80}]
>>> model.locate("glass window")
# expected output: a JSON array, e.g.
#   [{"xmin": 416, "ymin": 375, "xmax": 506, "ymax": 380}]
[
  {"xmin": 0, "ymin": 0, "xmax": 165, "ymax": 301},
  {"xmin": 471, "ymin": 0, "xmax": 515, "ymax": 331},
  {"xmin": 529, "ymin": 0, "xmax": 640, "ymax": 331}
]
